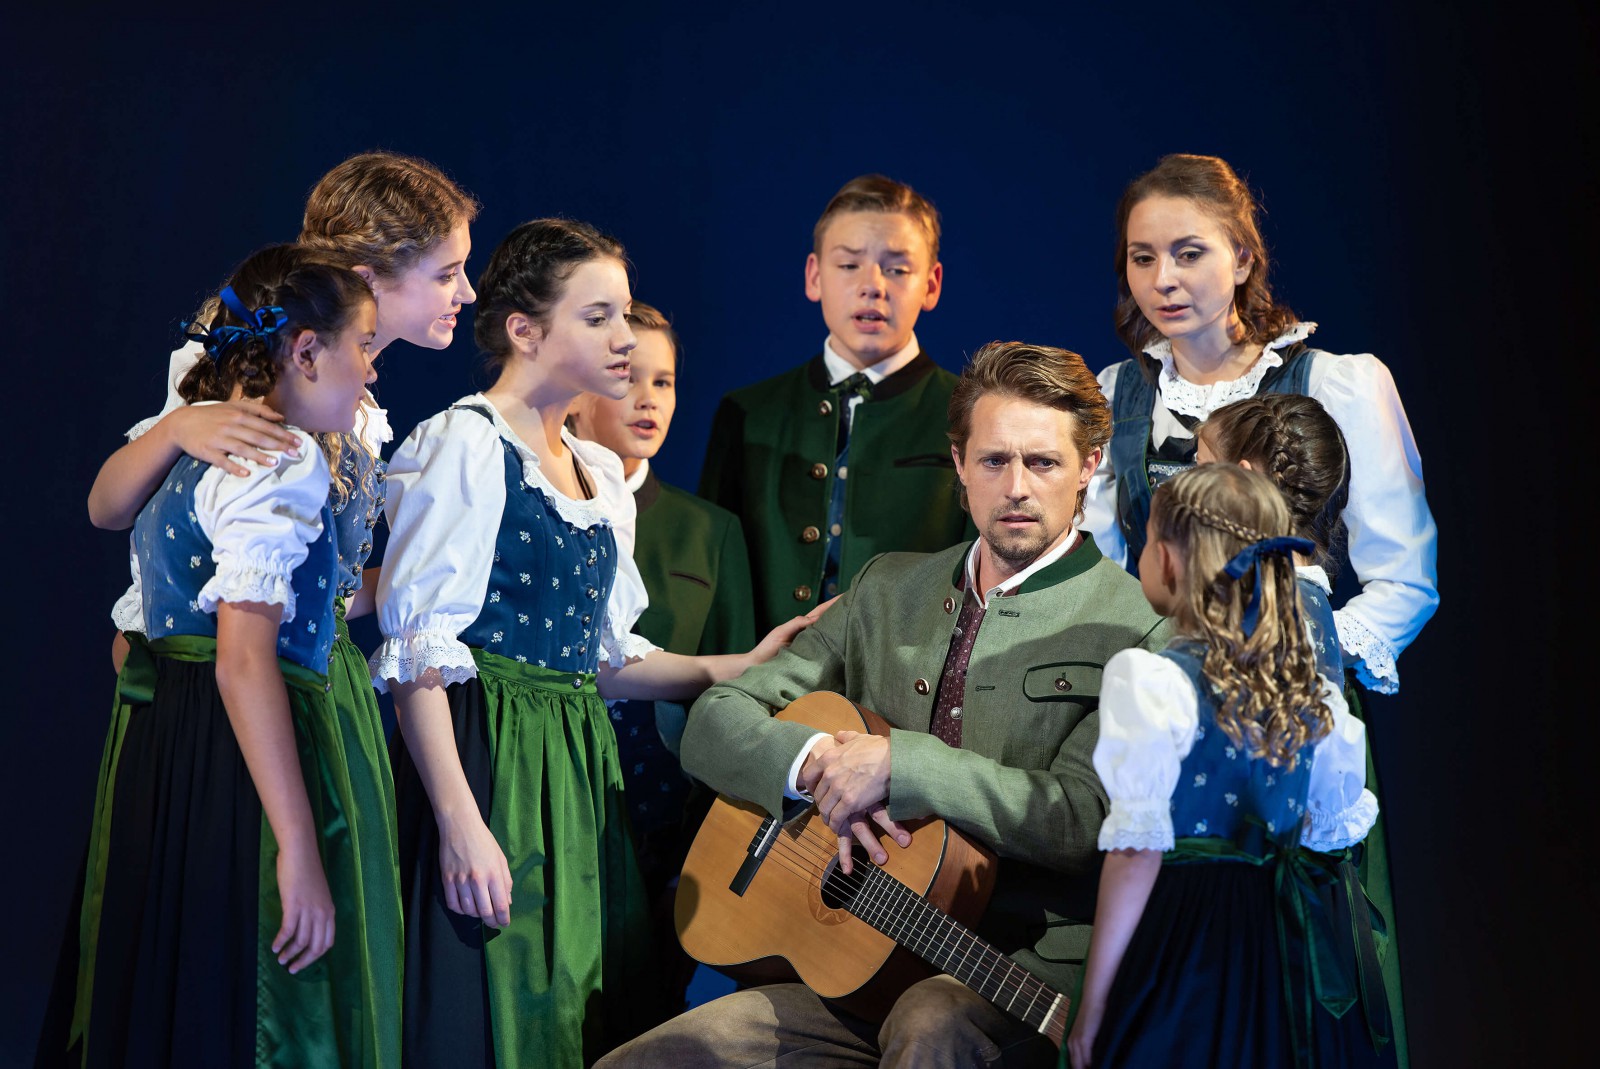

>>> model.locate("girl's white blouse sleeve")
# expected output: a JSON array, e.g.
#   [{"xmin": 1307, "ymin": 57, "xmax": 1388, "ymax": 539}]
[
  {"xmin": 1093, "ymin": 648, "xmax": 1198, "ymax": 851},
  {"xmin": 1300, "ymin": 678, "xmax": 1379, "ymax": 850},
  {"xmin": 192, "ymin": 428, "xmax": 329, "ymax": 620},
  {"xmin": 1081, "ymin": 361, "xmax": 1130, "ymax": 570},
  {"xmin": 369, "ymin": 407, "xmax": 504, "ymax": 692},
  {"xmin": 566, "ymin": 433, "xmax": 658, "ymax": 667},
  {"xmin": 1309, "ymin": 352, "xmax": 1439, "ymax": 694}
]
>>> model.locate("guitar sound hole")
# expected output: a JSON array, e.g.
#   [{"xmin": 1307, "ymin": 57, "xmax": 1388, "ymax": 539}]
[{"xmin": 819, "ymin": 848, "xmax": 871, "ymax": 912}]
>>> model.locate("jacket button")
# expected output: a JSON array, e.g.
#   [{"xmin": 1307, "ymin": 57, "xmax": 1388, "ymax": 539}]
[
  {"xmin": 800, "ymin": 525, "xmax": 820, "ymax": 543},
  {"xmin": 1055, "ymin": 676, "xmax": 1072, "ymax": 692},
  {"xmin": 943, "ymin": 596, "xmax": 956, "ymax": 614},
  {"xmin": 794, "ymin": 585, "xmax": 813, "ymax": 602},
  {"xmin": 810, "ymin": 462, "xmax": 829, "ymax": 480},
  {"xmin": 914, "ymin": 678, "xmax": 930, "ymax": 695},
  {"xmin": 818, "ymin": 400, "xmax": 833, "ymax": 416}
]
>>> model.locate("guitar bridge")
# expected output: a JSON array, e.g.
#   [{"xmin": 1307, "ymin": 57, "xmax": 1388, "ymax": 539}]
[{"xmin": 729, "ymin": 798, "xmax": 813, "ymax": 896}]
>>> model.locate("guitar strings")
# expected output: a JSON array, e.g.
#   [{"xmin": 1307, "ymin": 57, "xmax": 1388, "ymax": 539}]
[{"xmin": 730, "ymin": 815, "xmax": 1063, "ymax": 1018}]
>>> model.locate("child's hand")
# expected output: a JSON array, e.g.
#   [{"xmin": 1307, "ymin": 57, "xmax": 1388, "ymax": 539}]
[
  {"xmin": 272, "ymin": 839, "xmax": 335, "ymax": 973},
  {"xmin": 168, "ymin": 401, "xmax": 301, "ymax": 476},
  {"xmin": 749, "ymin": 611, "xmax": 821, "ymax": 664},
  {"xmin": 1067, "ymin": 998, "xmax": 1104, "ymax": 1068},
  {"xmin": 438, "ymin": 811, "xmax": 513, "ymax": 929}
]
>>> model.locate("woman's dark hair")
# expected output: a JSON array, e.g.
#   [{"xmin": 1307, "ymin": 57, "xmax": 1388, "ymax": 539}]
[
  {"xmin": 179, "ymin": 244, "xmax": 373, "ymax": 404},
  {"xmin": 1197, "ymin": 393, "xmax": 1351, "ymax": 575},
  {"xmin": 473, "ymin": 218, "xmax": 626, "ymax": 377},
  {"xmin": 1113, "ymin": 154, "xmax": 1299, "ymax": 378}
]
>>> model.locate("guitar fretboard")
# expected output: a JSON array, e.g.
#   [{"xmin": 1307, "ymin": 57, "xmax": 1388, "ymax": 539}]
[{"xmin": 824, "ymin": 862, "xmax": 1069, "ymax": 1044}]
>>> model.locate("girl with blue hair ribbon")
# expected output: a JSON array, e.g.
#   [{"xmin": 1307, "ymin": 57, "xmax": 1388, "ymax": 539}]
[
  {"xmin": 52, "ymin": 152, "xmax": 479, "ymax": 1069},
  {"xmin": 68, "ymin": 245, "xmax": 383, "ymax": 1066},
  {"xmin": 1068, "ymin": 463, "xmax": 1384, "ymax": 1069}
]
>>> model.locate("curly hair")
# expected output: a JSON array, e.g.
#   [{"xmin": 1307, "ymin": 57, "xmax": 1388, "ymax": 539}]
[
  {"xmin": 474, "ymin": 218, "xmax": 627, "ymax": 378},
  {"xmin": 179, "ymin": 244, "xmax": 374, "ymax": 503},
  {"xmin": 1113, "ymin": 154, "xmax": 1299, "ymax": 379},
  {"xmin": 1197, "ymin": 394, "xmax": 1351, "ymax": 576},
  {"xmin": 1150, "ymin": 464, "xmax": 1332, "ymax": 770},
  {"xmin": 300, "ymin": 151, "xmax": 479, "ymax": 279}
]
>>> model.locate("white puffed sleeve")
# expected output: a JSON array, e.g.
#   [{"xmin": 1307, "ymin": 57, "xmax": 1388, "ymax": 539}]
[
  {"xmin": 1300, "ymin": 679, "xmax": 1379, "ymax": 851},
  {"xmin": 1093, "ymin": 648, "xmax": 1199, "ymax": 851},
  {"xmin": 369, "ymin": 407, "xmax": 505, "ymax": 692},
  {"xmin": 1310, "ymin": 353, "xmax": 1439, "ymax": 694},
  {"xmin": 192, "ymin": 428, "xmax": 329, "ymax": 619},
  {"xmin": 354, "ymin": 391, "xmax": 393, "ymax": 455},
  {"xmin": 1081, "ymin": 361, "xmax": 1130, "ymax": 569},
  {"xmin": 567, "ymin": 433, "xmax": 658, "ymax": 666}
]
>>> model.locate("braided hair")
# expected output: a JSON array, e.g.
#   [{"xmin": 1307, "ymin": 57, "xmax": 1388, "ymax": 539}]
[
  {"xmin": 473, "ymin": 218, "xmax": 627, "ymax": 379},
  {"xmin": 178, "ymin": 244, "xmax": 374, "ymax": 502},
  {"xmin": 1151, "ymin": 464, "xmax": 1332, "ymax": 769},
  {"xmin": 1197, "ymin": 394, "xmax": 1350, "ymax": 576}
]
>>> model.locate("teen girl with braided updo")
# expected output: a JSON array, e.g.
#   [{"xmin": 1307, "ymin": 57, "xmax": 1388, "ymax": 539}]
[
  {"xmin": 1068, "ymin": 463, "xmax": 1382, "ymax": 1069},
  {"xmin": 65, "ymin": 246, "xmax": 384, "ymax": 1066}
]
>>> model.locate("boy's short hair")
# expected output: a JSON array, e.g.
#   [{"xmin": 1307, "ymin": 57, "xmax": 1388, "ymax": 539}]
[
  {"xmin": 625, "ymin": 300, "xmax": 681, "ymax": 369},
  {"xmin": 812, "ymin": 174, "xmax": 942, "ymax": 263}
]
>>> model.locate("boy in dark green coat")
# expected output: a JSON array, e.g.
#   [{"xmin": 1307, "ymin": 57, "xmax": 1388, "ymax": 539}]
[{"xmin": 699, "ymin": 174, "xmax": 974, "ymax": 634}]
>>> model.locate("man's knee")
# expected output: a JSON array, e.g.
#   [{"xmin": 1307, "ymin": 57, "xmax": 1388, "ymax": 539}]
[{"xmin": 879, "ymin": 976, "xmax": 1006, "ymax": 1066}]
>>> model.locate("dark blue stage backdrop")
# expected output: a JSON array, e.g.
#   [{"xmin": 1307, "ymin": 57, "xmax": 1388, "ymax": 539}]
[{"xmin": 2, "ymin": 3, "xmax": 1587, "ymax": 1065}]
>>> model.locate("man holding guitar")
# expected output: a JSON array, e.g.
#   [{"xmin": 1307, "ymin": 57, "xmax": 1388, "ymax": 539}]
[{"xmin": 599, "ymin": 341, "xmax": 1170, "ymax": 1068}]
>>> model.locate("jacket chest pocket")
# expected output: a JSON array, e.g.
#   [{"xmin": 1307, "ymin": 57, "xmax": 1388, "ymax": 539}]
[{"xmin": 1022, "ymin": 661, "xmax": 1103, "ymax": 708}]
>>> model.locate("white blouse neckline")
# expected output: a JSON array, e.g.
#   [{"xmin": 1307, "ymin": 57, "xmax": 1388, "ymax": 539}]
[{"xmin": 1145, "ymin": 322, "xmax": 1318, "ymax": 419}]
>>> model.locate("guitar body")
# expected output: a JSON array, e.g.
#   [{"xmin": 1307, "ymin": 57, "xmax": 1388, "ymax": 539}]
[{"xmin": 675, "ymin": 691, "xmax": 999, "ymax": 1021}]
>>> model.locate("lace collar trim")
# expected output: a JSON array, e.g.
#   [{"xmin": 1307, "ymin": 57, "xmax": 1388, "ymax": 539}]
[{"xmin": 1144, "ymin": 322, "xmax": 1318, "ymax": 419}]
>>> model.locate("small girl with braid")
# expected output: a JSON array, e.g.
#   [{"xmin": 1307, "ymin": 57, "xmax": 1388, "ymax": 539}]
[
  {"xmin": 1068, "ymin": 463, "xmax": 1382, "ymax": 1069},
  {"xmin": 1196, "ymin": 392, "xmax": 1405, "ymax": 1062}
]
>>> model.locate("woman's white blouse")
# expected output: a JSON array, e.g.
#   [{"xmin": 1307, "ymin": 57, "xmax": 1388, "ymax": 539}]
[
  {"xmin": 113, "ymin": 344, "xmax": 391, "ymax": 631},
  {"xmin": 368, "ymin": 395, "xmax": 656, "ymax": 693},
  {"xmin": 1093, "ymin": 647, "xmax": 1379, "ymax": 854},
  {"xmin": 1081, "ymin": 324, "xmax": 1438, "ymax": 693}
]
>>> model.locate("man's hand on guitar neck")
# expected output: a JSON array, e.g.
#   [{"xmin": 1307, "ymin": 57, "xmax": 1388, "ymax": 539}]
[{"xmin": 799, "ymin": 728, "xmax": 910, "ymax": 875}]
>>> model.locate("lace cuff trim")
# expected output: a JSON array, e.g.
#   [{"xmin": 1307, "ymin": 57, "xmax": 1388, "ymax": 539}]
[
  {"xmin": 368, "ymin": 630, "xmax": 477, "ymax": 693},
  {"xmin": 196, "ymin": 568, "xmax": 296, "ymax": 620},
  {"xmin": 110, "ymin": 583, "xmax": 145, "ymax": 633},
  {"xmin": 464, "ymin": 397, "xmax": 618, "ymax": 531},
  {"xmin": 1334, "ymin": 609, "xmax": 1399, "ymax": 694},
  {"xmin": 1098, "ymin": 800, "xmax": 1175, "ymax": 852},
  {"xmin": 600, "ymin": 630, "xmax": 658, "ymax": 669},
  {"xmin": 1301, "ymin": 788, "xmax": 1379, "ymax": 852},
  {"xmin": 1149, "ymin": 322, "xmax": 1318, "ymax": 419}
]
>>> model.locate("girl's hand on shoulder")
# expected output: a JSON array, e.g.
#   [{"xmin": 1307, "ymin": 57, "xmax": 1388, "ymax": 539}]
[
  {"xmin": 438, "ymin": 810, "xmax": 514, "ymax": 929},
  {"xmin": 272, "ymin": 839, "xmax": 335, "ymax": 973},
  {"xmin": 169, "ymin": 400, "xmax": 301, "ymax": 476},
  {"xmin": 749, "ymin": 601, "xmax": 835, "ymax": 665}
]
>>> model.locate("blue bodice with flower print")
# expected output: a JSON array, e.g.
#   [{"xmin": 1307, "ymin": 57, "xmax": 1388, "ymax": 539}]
[
  {"xmin": 455, "ymin": 406, "xmax": 619, "ymax": 675},
  {"xmin": 330, "ymin": 445, "xmax": 387, "ymax": 600},
  {"xmin": 133, "ymin": 455, "xmax": 338, "ymax": 672},
  {"xmin": 1163, "ymin": 642, "xmax": 1313, "ymax": 849}
]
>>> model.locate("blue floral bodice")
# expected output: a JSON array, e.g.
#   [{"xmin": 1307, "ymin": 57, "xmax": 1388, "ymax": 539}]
[
  {"xmin": 1298, "ymin": 576, "xmax": 1342, "ymax": 684},
  {"xmin": 457, "ymin": 408, "xmax": 619, "ymax": 673},
  {"xmin": 330, "ymin": 445, "xmax": 387, "ymax": 599},
  {"xmin": 134, "ymin": 455, "xmax": 339, "ymax": 672},
  {"xmin": 1163, "ymin": 643, "xmax": 1313, "ymax": 849}
]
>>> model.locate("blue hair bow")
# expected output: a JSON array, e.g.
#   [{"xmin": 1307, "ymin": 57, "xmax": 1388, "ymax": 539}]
[
  {"xmin": 1222, "ymin": 536, "xmax": 1314, "ymax": 637},
  {"xmin": 184, "ymin": 285, "xmax": 287, "ymax": 360}
]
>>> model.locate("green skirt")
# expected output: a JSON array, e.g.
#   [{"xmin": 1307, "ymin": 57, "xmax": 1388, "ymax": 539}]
[
  {"xmin": 74, "ymin": 632, "xmax": 401, "ymax": 1069},
  {"xmin": 393, "ymin": 650, "xmax": 653, "ymax": 1069}
]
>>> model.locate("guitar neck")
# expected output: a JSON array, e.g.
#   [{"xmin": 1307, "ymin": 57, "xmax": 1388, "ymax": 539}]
[{"xmin": 839, "ymin": 864, "xmax": 1069, "ymax": 1045}]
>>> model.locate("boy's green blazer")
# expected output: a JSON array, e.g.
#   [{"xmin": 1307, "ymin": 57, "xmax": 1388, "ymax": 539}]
[
  {"xmin": 698, "ymin": 352, "xmax": 975, "ymax": 634},
  {"xmin": 682, "ymin": 534, "xmax": 1173, "ymax": 992},
  {"xmin": 632, "ymin": 469, "xmax": 756, "ymax": 657}
]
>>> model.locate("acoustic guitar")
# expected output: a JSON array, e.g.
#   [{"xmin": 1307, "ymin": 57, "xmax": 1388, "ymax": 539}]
[{"xmin": 674, "ymin": 691, "xmax": 1070, "ymax": 1048}]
